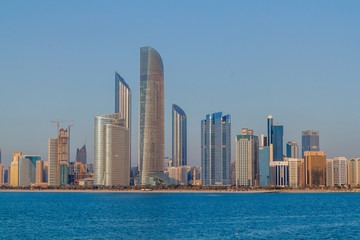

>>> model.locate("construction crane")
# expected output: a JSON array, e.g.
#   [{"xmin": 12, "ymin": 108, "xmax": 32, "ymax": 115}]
[{"xmin": 50, "ymin": 120, "xmax": 75, "ymax": 137}]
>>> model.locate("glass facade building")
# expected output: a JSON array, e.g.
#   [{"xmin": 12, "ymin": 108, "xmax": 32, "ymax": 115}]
[
  {"xmin": 235, "ymin": 129, "xmax": 259, "ymax": 187},
  {"xmin": 201, "ymin": 112, "xmax": 231, "ymax": 186},
  {"xmin": 172, "ymin": 104, "xmax": 187, "ymax": 167},
  {"xmin": 138, "ymin": 46, "xmax": 168, "ymax": 185},
  {"xmin": 115, "ymin": 72, "xmax": 131, "ymax": 173},
  {"xmin": 259, "ymin": 146, "xmax": 270, "ymax": 186},
  {"xmin": 76, "ymin": 144, "xmax": 87, "ymax": 164},
  {"xmin": 267, "ymin": 115, "xmax": 273, "ymax": 146},
  {"xmin": 272, "ymin": 124, "xmax": 283, "ymax": 161},
  {"xmin": 94, "ymin": 113, "xmax": 130, "ymax": 186},
  {"xmin": 115, "ymin": 72, "xmax": 131, "ymax": 129},
  {"xmin": 94, "ymin": 72, "xmax": 131, "ymax": 186},
  {"xmin": 286, "ymin": 141, "xmax": 299, "ymax": 158},
  {"xmin": 302, "ymin": 130, "xmax": 320, "ymax": 157}
]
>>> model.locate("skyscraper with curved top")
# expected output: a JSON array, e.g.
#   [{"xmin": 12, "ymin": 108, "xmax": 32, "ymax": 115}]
[
  {"xmin": 138, "ymin": 46, "xmax": 168, "ymax": 185},
  {"xmin": 172, "ymin": 104, "xmax": 187, "ymax": 167}
]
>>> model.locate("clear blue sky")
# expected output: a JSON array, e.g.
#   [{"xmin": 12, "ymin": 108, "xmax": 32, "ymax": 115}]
[{"xmin": 1, "ymin": 1, "xmax": 359, "ymax": 167}]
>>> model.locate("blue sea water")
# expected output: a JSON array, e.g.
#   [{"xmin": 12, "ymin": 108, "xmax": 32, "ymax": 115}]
[{"xmin": 0, "ymin": 192, "xmax": 359, "ymax": 239}]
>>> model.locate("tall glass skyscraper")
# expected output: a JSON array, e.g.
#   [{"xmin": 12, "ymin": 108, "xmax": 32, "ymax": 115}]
[
  {"xmin": 94, "ymin": 113, "xmax": 130, "ymax": 186},
  {"xmin": 138, "ymin": 46, "xmax": 168, "ymax": 185},
  {"xmin": 94, "ymin": 72, "xmax": 131, "ymax": 186},
  {"xmin": 302, "ymin": 130, "xmax": 320, "ymax": 157},
  {"xmin": 115, "ymin": 72, "xmax": 131, "ymax": 171},
  {"xmin": 115, "ymin": 72, "xmax": 131, "ymax": 129},
  {"xmin": 272, "ymin": 124, "xmax": 284, "ymax": 161},
  {"xmin": 201, "ymin": 112, "xmax": 231, "ymax": 186},
  {"xmin": 172, "ymin": 104, "xmax": 187, "ymax": 167},
  {"xmin": 259, "ymin": 146, "xmax": 270, "ymax": 186},
  {"xmin": 267, "ymin": 115, "xmax": 273, "ymax": 146}
]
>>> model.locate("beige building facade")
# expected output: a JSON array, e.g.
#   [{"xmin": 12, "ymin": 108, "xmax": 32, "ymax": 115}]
[
  {"xmin": 10, "ymin": 152, "xmax": 22, "ymax": 187},
  {"xmin": 304, "ymin": 151, "xmax": 326, "ymax": 187}
]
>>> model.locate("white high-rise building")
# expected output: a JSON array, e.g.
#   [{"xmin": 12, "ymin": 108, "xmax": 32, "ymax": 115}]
[
  {"xmin": 94, "ymin": 114, "xmax": 130, "ymax": 186},
  {"xmin": 286, "ymin": 158, "xmax": 303, "ymax": 188},
  {"xmin": 48, "ymin": 138, "xmax": 58, "ymax": 186},
  {"xmin": 94, "ymin": 72, "xmax": 131, "ymax": 186},
  {"xmin": 333, "ymin": 156, "xmax": 348, "ymax": 186},
  {"xmin": 327, "ymin": 156, "xmax": 348, "ymax": 187}
]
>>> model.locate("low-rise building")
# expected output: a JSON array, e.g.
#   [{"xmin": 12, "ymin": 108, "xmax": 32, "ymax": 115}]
[
  {"xmin": 270, "ymin": 161, "xmax": 289, "ymax": 186},
  {"xmin": 168, "ymin": 166, "xmax": 191, "ymax": 185}
]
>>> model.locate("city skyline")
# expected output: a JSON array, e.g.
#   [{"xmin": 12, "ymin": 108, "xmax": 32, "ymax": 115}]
[{"xmin": 1, "ymin": 1, "xmax": 360, "ymax": 167}]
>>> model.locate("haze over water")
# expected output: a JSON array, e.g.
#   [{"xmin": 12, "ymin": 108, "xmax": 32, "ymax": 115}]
[{"xmin": 1, "ymin": 192, "xmax": 359, "ymax": 239}]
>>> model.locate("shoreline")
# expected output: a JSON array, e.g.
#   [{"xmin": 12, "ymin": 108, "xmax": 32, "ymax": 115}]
[{"xmin": 0, "ymin": 189, "xmax": 358, "ymax": 193}]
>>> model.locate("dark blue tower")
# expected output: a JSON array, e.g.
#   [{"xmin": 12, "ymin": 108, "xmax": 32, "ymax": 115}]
[{"xmin": 272, "ymin": 124, "xmax": 284, "ymax": 161}]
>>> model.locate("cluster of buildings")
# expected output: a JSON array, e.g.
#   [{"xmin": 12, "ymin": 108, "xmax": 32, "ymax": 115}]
[
  {"xmin": 0, "ymin": 142, "xmax": 93, "ymax": 187},
  {"xmin": 1, "ymin": 46, "xmax": 360, "ymax": 189},
  {"xmin": 93, "ymin": 46, "xmax": 196, "ymax": 187},
  {"xmin": 230, "ymin": 117, "xmax": 360, "ymax": 188}
]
